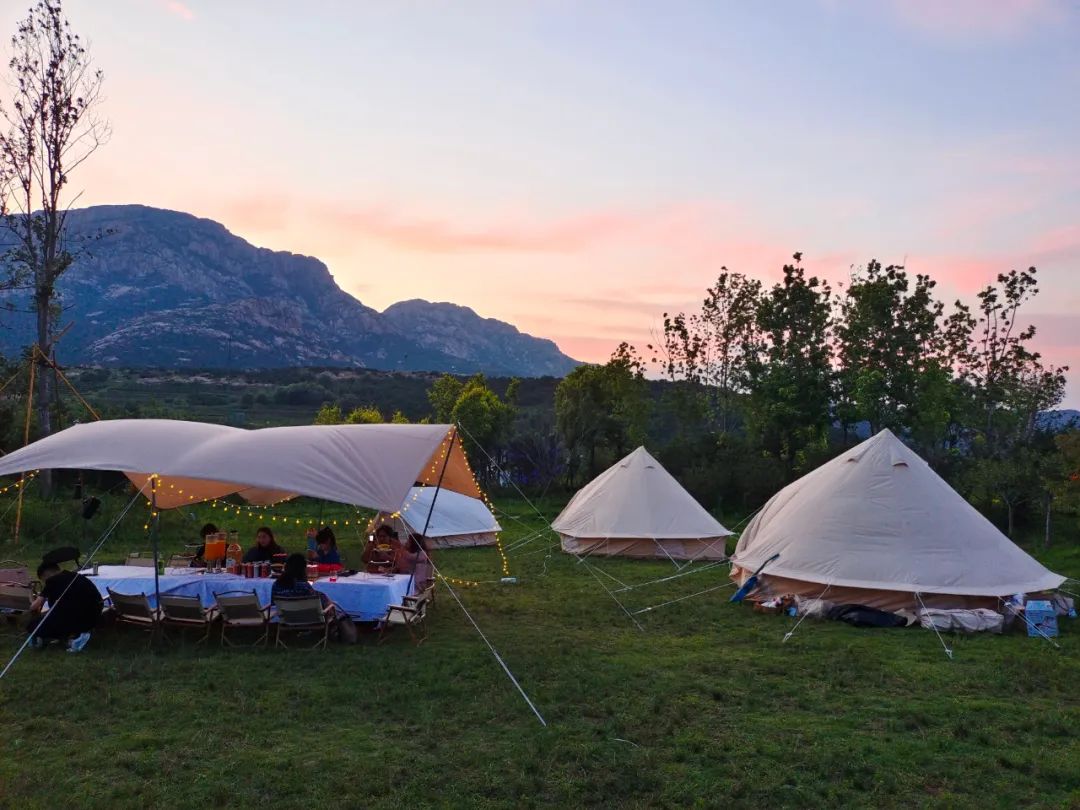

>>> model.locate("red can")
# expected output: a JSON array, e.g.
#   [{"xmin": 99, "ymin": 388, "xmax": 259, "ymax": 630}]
[{"xmin": 243, "ymin": 562, "xmax": 253, "ymax": 579}]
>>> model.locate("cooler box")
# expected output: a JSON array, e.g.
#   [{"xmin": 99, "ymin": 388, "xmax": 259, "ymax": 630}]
[{"xmin": 1025, "ymin": 600, "xmax": 1058, "ymax": 638}]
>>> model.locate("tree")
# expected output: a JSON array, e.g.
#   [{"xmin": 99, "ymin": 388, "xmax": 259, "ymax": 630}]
[
  {"xmin": 450, "ymin": 374, "xmax": 514, "ymax": 474},
  {"xmin": 427, "ymin": 374, "xmax": 463, "ymax": 423},
  {"xmin": 389, "ymin": 409, "xmax": 410, "ymax": 424},
  {"xmin": 745, "ymin": 256, "xmax": 833, "ymax": 471},
  {"xmin": 835, "ymin": 261, "xmax": 949, "ymax": 441},
  {"xmin": 650, "ymin": 270, "xmax": 762, "ymax": 434},
  {"xmin": 554, "ymin": 344, "xmax": 651, "ymax": 485},
  {"xmin": 313, "ymin": 403, "xmax": 343, "ymax": 425},
  {"xmin": 0, "ymin": 0, "xmax": 108, "ymax": 490},
  {"xmin": 345, "ymin": 405, "xmax": 383, "ymax": 424}
]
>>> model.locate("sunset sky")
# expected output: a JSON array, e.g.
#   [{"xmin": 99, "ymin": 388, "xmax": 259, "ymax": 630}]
[{"xmin": 2, "ymin": 0, "xmax": 1078, "ymax": 405}]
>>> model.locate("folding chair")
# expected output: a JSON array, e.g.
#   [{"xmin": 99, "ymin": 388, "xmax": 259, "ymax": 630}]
[
  {"xmin": 166, "ymin": 554, "xmax": 194, "ymax": 569},
  {"xmin": 107, "ymin": 588, "xmax": 162, "ymax": 644},
  {"xmin": 125, "ymin": 553, "xmax": 157, "ymax": 568},
  {"xmin": 378, "ymin": 586, "xmax": 433, "ymax": 646},
  {"xmin": 0, "ymin": 584, "xmax": 33, "ymax": 627},
  {"xmin": 160, "ymin": 594, "xmax": 217, "ymax": 645},
  {"xmin": 273, "ymin": 595, "xmax": 334, "ymax": 650},
  {"xmin": 0, "ymin": 560, "xmax": 31, "ymax": 588},
  {"xmin": 215, "ymin": 590, "xmax": 271, "ymax": 648}
]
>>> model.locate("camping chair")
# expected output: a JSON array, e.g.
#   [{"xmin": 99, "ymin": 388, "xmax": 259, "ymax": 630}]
[
  {"xmin": 166, "ymin": 554, "xmax": 194, "ymax": 569},
  {"xmin": 126, "ymin": 553, "xmax": 157, "ymax": 568},
  {"xmin": 378, "ymin": 586, "xmax": 433, "ymax": 646},
  {"xmin": 0, "ymin": 584, "xmax": 33, "ymax": 627},
  {"xmin": 107, "ymin": 588, "xmax": 162, "ymax": 644},
  {"xmin": 215, "ymin": 590, "xmax": 271, "ymax": 648},
  {"xmin": 0, "ymin": 560, "xmax": 31, "ymax": 588},
  {"xmin": 160, "ymin": 594, "xmax": 217, "ymax": 645},
  {"xmin": 273, "ymin": 595, "xmax": 334, "ymax": 651}
]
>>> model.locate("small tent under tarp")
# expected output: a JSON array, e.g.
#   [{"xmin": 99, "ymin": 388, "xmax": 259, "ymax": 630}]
[
  {"xmin": 375, "ymin": 486, "xmax": 501, "ymax": 549},
  {"xmin": 730, "ymin": 428, "xmax": 1066, "ymax": 612},
  {"xmin": 553, "ymin": 446, "xmax": 731, "ymax": 560}
]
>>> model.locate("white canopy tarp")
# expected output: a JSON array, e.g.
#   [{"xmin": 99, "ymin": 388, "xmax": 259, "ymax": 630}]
[
  {"xmin": 0, "ymin": 419, "xmax": 480, "ymax": 513},
  {"xmin": 399, "ymin": 485, "xmax": 501, "ymax": 543},
  {"xmin": 553, "ymin": 446, "xmax": 731, "ymax": 559},
  {"xmin": 731, "ymin": 429, "xmax": 1065, "ymax": 601}
]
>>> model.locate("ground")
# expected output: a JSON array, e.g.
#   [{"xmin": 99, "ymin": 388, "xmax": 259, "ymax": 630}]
[{"xmin": 0, "ymin": 493, "xmax": 1077, "ymax": 809}]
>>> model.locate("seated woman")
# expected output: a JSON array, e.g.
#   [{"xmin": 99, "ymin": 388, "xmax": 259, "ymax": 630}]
[
  {"xmin": 362, "ymin": 524, "xmax": 400, "ymax": 573},
  {"xmin": 308, "ymin": 526, "xmax": 341, "ymax": 566},
  {"xmin": 395, "ymin": 533, "xmax": 431, "ymax": 580},
  {"xmin": 189, "ymin": 522, "xmax": 219, "ymax": 568},
  {"xmin": 272, "ymin": 553, "xmax": 333, "ymax": 611},
  {"xmin": 242, "ymin": 526, "xmax": 284, "ymax": 563}
]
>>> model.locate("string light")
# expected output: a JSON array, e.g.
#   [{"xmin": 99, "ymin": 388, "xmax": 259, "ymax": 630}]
[{"xmin": 0, "ymin": 470, "xmax": 38, "ymax": 495}]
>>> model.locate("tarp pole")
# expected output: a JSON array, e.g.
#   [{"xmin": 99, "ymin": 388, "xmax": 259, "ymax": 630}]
[
  {"xmin": 408, "ymin": 427, "xmax": 457, "ymax": 594},
  {"xmin": 151, "ymin": 476, "xmax": 161, "ymax": 609}
]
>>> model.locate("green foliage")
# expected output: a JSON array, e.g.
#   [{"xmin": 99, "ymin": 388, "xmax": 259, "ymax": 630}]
[
  {"xmin": 745, "ymin": 258, "xmax": 834, "ymax": 470},
  {"xmin": 313, "ymin": 403, "xmax": 343, "ymax": 425},
  {"xmin": 555, "ymin": 344, "xmax": 650, "ymax": 485},
  {"xmin": 345, "ymin": 405, "xmax": 383, "ymax": 424},
  {"xmin": 428, "ymin": 374, "xmax": 464, "ymax": 423},
  {"xmin": 450, "ymin": 374, "xmax": 514, "ymax": 463}
]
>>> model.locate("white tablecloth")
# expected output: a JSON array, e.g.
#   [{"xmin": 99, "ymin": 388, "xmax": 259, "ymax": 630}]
[{"xmin": 85, "ymin": 568, "xmax": 413, "ymax": 621}]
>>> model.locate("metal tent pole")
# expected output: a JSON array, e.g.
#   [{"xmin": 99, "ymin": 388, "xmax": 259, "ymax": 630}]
[
  {"xmin": 151, "ymin": 476, "xmax": 161, "ymax": 608},
  {"xmin": 407, "ymin": 427, "xmax": 457, "ymax": 595}
]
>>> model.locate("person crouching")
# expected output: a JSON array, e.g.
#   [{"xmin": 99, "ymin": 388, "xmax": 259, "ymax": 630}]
[{"xmin": 28, "ymin": 562, "xmax": 104, "ymax": 653}]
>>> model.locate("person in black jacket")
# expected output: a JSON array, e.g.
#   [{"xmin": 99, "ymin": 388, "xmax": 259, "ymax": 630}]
[
  {"xmin": 242, "ymin": 526, "xmax": 285, "ymax": 563},
  {"xmin": 28, "ymin": 562, "xmax": 104, "ymax": 652}
]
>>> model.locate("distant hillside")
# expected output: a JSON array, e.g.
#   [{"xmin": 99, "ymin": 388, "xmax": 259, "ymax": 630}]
[{"xmin": 0, "ymin": 205, "xmax": 580, "ymax": 377}]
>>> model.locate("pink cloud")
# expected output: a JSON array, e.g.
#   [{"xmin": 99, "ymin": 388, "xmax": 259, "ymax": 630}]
[
  {"xmin": 163, "ymin": 1, "xmax": 194, "ymax": 21},
  {"xmin": 885, "ymin": 0, "xmax": 1065, "ymax": 41}
]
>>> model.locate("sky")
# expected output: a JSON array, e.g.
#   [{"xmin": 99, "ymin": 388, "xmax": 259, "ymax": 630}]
[{"xmin": 2, "ymin": 0, "xmax": 1079, "ymax": 405}]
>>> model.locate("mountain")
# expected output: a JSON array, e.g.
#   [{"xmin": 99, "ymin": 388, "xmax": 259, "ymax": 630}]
[{"xmin": 0, "ymin": 205, "xmax": 580, "ymax": 377}]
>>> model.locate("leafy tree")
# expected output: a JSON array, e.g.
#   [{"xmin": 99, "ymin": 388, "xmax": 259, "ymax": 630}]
[
  {"xmin": 390, "ymin": 409, "xmax": 410, "ymax": 424},
  {"xmin": 555, "ymin": 344, "xmax": 651, "ymax": 485},
  {"xmin": 0, "ymin": 0, "xmax": 109, "ymax": 491},
  {"xmin": 835, "ymin": 261, "xmax": 951, "ymax": 442},
  {"xmin": 650, "ymin": 270, "xmax": 762, "ymax": 434},
  {"xmin": 745, "ymin": 256, "xmax": 834, "ymax": 471},
  {"xmin": 427, "ymin": 374, "xmax": 464, "ymax": 423},
  {"xmin": 345, "ymin": 405, "xmax": 383, "ymax": 424},
  {"xmin": 313, "ymin": 404, "xmax": 343, "ymax": 424},
  {"xmin": 450, "ymin": 375, "xmax": 514, "ymax": 472}
]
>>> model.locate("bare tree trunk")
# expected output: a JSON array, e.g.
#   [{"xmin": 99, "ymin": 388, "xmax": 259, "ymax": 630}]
[
  {"xmin": 1043, "ymin": 492, "xmax": 1052, "ymax": 549},
  {"xmin": 1006, "ymin": 499, "xmax": 1015, "ymax": 539},
  {"xmin": 35, "ymin": 293, "xmax": 54, "ymax": 495}
]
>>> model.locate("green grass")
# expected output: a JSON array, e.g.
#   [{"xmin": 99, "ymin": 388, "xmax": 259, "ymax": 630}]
[{"xmin": 0, "ymin": 491, "xmax": 1078, "ymax": 809}]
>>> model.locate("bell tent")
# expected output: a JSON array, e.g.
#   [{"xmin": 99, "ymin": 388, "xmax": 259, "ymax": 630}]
[
  {"xmin": 377, "ymin": 486, "xmax": 502, "ymax": 549},
  {"xmin": 553, "ymin": 446, "xmax": 731, "ymax": 560},
  {"xmin": 730, "ymin": 428, "xmax": 1065, "ymax": 611}
]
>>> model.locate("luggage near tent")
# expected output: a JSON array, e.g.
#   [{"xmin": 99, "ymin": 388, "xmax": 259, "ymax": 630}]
[
  {"xmin": 729, "ymin": 429, "xmax": 1065, "ymax": 611},
  {"xmin": 553, "ymin": 447, "xmax": 731, "ymax": 561}
]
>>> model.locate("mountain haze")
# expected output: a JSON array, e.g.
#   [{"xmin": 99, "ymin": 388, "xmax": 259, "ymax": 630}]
[{"xmin": 0, "ymin": 205, "xmax": 579, "ymax": 377}]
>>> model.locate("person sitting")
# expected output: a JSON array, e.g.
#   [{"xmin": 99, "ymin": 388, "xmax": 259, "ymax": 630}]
[
  {"xmin": 272, "ymin": 553, "xmax": 333, "ymax": 612},
  {"xmin": 28, "ymin": 561, "xmax": 104, "ymax": 653},
  {"xmin": 395, "ymin": 533, "xmax": 431, "ymax": 580},
  {"xmin": 309, "ymin": 526, "xmax": 341, "ymax": 566},
  {"xmin": 242, "ymin": 526, "xmax": 284, "ymax": 563},
  {"xmin": 190, "ymin": 522, "xmax": 219, "ymax": 568},
  {"xmin": 362, "ymin": 524, "xmax": 400, "ymax": 573}
]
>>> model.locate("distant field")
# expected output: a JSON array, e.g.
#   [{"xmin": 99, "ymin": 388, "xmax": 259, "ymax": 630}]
[{"xmin": 0, "ymin": 491, "xmax": 1077, "ymax": 808}]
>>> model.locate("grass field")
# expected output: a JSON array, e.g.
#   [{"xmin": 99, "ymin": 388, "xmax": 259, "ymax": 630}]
[{"xmin": 0, "ymin": 489, "xmax": 1078, "ymax": 809}]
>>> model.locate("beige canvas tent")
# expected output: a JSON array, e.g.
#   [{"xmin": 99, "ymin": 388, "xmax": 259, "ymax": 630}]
[
  {"xmin": 553, "ymin": 446, "xmax": 731, "ymax": 560},
  {"xmin": 730, "ymin": 429, "xmax": 1065, "ymax": 611},
  {"xmin": 375, "ymin": 486, "xmax": 501, "ymax": 549}
]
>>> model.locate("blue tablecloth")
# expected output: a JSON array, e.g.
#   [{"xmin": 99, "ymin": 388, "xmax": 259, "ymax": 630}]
[{"xmin": 87, "ymin": 570, "xmax": 413, "ymax": 621}]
